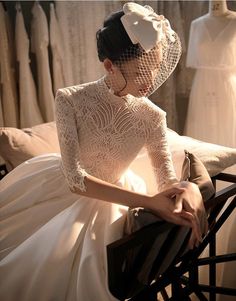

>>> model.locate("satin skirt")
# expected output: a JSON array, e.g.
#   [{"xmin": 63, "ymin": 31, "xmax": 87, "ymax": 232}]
[{"xmin": 0, "ymin": 154, "xmax": 147, "ymax": 301}]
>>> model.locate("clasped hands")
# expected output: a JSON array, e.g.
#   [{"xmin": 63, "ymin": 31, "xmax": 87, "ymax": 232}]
[{"xmin": 149, "ymin": 182, "xmax": 208, "ymax": 249}]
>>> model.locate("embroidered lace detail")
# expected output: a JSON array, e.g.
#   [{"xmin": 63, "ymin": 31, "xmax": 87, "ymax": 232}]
[{"xmin": 55, "ymin": 78, "xmax": 177, "ymax": 192}]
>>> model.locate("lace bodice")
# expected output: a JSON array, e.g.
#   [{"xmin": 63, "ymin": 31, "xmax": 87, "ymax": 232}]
[{"xmin": 55, "ymin": 77, "xmax": 177, "ymax": 192}]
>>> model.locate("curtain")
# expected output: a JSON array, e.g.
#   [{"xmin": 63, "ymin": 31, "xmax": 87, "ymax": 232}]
[
  {"xmin": 1, "ymin": 0, "xmax": 236, "ymax": 131},
  {"xmin": 15, "ymin": 3, "xmax": 43, "ymax": 128},
  {"xmin": 0, "ymin": 2, "xmax": 18, "ymax": 127}
]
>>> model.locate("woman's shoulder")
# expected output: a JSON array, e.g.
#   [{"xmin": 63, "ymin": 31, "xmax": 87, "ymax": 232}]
[
  {"xmin": 55, "ymin": 80, "xmax": 100, "ymax": 103},
  {"xmin": 139, "ymin": 97, "xmax": 166, "ymax": 120}
]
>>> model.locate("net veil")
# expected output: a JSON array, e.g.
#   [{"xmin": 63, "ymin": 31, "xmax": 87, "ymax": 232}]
[{"xmin": 103, "ymin": 4, "xmax": 182, "ymax": 98}]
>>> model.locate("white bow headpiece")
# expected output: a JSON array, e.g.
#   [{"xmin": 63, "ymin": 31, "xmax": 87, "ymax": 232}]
[{"xmin": 121, "ymin": 2, "xmax": 176, "ymax": 52}]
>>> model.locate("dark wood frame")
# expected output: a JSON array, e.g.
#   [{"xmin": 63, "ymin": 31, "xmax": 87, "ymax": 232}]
[{"xmin": 107, "ymin": 173, "xmax": 236, "ymax": 301}]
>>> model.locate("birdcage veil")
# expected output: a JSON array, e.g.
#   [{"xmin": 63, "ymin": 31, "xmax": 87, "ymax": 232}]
[{"xmin": 97, "ymin": 2, "xmax": 182, "ymax": 98}]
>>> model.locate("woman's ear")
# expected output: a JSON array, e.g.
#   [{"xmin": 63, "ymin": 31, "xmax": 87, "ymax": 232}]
[{"xmin": 103, "ymin": 58, "xmax": 115, "ymax": 74}]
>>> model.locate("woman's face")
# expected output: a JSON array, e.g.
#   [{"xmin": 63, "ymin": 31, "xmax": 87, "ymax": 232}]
[{"xmin": 117, "ymin": 46, "xmax": 162, "ymax": 97}]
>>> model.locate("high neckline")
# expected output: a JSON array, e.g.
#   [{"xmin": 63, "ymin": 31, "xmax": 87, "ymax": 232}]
[{"xmin": 97, "ymin": 76, "xmax": 133, "ymax": 103}]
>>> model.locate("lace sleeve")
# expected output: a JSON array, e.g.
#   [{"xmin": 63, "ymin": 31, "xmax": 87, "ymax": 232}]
[
  {"xmin": 145, "ymin": 104, "xmax": 178, "ymax": 192},
  {"xmin": 55, "ymin": 89, "xmax": 88, "ymax": 192}
]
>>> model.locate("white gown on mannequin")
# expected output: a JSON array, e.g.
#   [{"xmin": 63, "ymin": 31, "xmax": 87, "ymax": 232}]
[
  {"xmin": 0, "ymin": 78, "xmax": 178, "ymax": 301},
  {"xmin": 31, "ymin": 2, "xmax": 55, "ymax": 122},
  {"xmin": 15, "ymin": 4, "xmax": 43, "ymax": 128},
  {"xmin": 185, "ymin": 15, "xmax": 236, "ymax": 148},
  {"xmin": 185, "ymin": 14, "xmax": 236, "ymax": 301},
  {"xmin": 0, "ymin": 3, "xmax": 18, "ymax": 127}
]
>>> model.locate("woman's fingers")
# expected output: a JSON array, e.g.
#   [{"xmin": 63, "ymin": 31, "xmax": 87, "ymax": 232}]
[
  {"xmin": 173, "ymin": 194, "xmax": 183, "ymax": 213},
  {"xmin": 171, "ymin": 213, "xmax": 193, "ymax": 228},
  {"xmin": 161, "ymin": 187, "xmax": 185, "ymax": 198},
  {"xmin": 182, "ymin": 197, "xmax": 195, "ymax": 213}
]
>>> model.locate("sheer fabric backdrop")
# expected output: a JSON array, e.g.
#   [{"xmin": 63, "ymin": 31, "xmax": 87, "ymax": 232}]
[
  {"xmin": 0, "ymin": 2, "xmax": 18, "ymax": 127},
  {"xmin": 15, "ymin": 3, "xmax": 43, "ymax": 128}
]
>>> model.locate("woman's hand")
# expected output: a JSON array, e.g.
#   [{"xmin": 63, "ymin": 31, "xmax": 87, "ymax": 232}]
[
  {"xmin": 175, "ymin": 181, "xmax": 208, "ymax": 249},
  {"xmin": 147, "ymin": 187, "xmax": 198, "ymax": 229},
  {"xmin": 147, "ymin": 184, "xmax": 208, "ymax": 249}
]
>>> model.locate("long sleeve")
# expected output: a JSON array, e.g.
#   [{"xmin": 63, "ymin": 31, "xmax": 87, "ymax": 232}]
[
  {"xmin": 145, "ymin": 104, "xmax": 178, "ymax": 192},
  {"xmin": 55, "ymin": 89, "xmax": 88, "ymax": 192}
]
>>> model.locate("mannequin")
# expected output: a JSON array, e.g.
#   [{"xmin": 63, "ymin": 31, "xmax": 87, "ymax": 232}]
[
  {"xmin": 184, "ymin": 0, "xmax": 236, "ymax": 148},
  {"xmin": 185, "ymin": 2, "xmax": 236, "ymax": 300},
  {"xmin": 205, "ymin": 0, "xmax": 236, "ymax": 39}
]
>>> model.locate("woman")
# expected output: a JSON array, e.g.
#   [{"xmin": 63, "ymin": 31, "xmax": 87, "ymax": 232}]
[{"xmin": 0, "ymin": 3, "xmax": 206, "ymax": 301}]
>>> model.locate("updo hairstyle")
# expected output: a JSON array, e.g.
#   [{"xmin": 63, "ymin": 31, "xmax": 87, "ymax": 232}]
[{"xmin": 96, "ymin": 10, "xmax": 143, "ymax": 63}]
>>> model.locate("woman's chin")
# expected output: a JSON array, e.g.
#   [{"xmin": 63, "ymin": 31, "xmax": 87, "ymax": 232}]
[{"xmin": 138, "ymin": 88, "xmax": 149, "ymax": 96}]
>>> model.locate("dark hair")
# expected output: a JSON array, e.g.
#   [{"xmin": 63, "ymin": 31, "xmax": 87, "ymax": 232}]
[{"xmin": 96, "ymin": 10, "xmax": 141, "ymax": 62}]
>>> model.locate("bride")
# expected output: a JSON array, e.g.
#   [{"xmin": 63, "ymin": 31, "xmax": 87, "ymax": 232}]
[{"xmin": 0, "ymin": 3, "xmax": 207, "ymax": 301}]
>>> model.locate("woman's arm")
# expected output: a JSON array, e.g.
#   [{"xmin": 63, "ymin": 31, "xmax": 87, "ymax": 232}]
[
  {"xmin": 144, "ymin": 104, "xmax": 179, "ymax": 191},
  {"xmin": 73, "ymin": 173, "xmax": 196, "ymax": 228},
  {"xmin": 144, "ymin": 103, "xmax": 205, "ymax": 246},
  {"xmin": 55, "ymin": 89, "xmax": 195, "ymax": 228}
]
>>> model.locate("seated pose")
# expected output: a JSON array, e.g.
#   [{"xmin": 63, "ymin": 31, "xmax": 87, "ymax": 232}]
[{"xmin": 0, "ymin": 3, "xmax": 207, "ymax": 301}]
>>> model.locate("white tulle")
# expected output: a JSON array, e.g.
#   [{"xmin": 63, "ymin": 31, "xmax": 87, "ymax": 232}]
[{"xmin": 185, "ymin": 15, "xmax": 236, "ymax": 148}]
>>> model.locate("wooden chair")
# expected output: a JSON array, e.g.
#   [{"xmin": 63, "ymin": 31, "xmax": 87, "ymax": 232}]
[{"xmin": 107, "ymin": 173, "xmax": 236, "ymax": 301}]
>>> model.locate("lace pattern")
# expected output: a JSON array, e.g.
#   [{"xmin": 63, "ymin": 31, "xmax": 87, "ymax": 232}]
[{"xmin": 55, "ymin": 78, "xmax": 178, "ymax": 192}]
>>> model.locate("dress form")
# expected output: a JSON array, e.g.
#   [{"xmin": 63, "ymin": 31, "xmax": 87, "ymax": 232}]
[
  {"xmin": 184, "ymin": 0, "xmax": 236, "ymax": 148},
  {"xmin": 185, "ymin": 2, "xmax": 236, "ymax": 300},
  {"xmin": 205, "ymin": 0, "xmax": 236, "ymax": 39}
]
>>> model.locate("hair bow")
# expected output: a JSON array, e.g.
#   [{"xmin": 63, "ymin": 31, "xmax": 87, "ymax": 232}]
[{"xmin": 121, "ymin": 2, "xmax": 176, "ymax": 52}]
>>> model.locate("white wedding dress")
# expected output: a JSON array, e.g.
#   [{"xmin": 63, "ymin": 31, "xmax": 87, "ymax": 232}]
[
  {"xmin": 49, "ymin": 3, "xmax": 65, "ymax": 94},
  {"xmin": 185, "ymin": 16, "xmax": 236, "ymax": 300},
  {"xmin": 0, "ymin": 3, "xmax": 18, "ymax": 127},
  {"xmin": 31, "ymin": 2, "xmax": 55, "ymax": 122},
  {"xmin": 0, "ymin": 78, "xmax": 178, "ymax": 301},
  {"xmin": 185, "ymin": 15, "xmax": 236, "ymax": 148},
  {"xmin": 15, "ymin": 4, "xmax": 43, "ymax": 128}
]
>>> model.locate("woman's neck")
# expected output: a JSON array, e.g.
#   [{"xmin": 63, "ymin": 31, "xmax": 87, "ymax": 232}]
[{"xmin": 209, "ymin": 0, "xmax": 228, "ymax": 16}]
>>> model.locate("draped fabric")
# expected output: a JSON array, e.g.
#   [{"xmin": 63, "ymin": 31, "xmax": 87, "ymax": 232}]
[
  {"xmin": 0, "ymin": 93, "xmax": 4, "ymax": 127},
  {"xmin": 15, "ymin": 3, "xmax": 43, "ymax": 128},
  {"xmin": 55, "ymin": 1, "xmax": 122, "ymax": 87},
  {"xmin": 31, "ymin": 2, "xmax": 55, "ymax": 122},
  {"xmin": 0, "ymin": 2, "xmax": 18, "ymax": 127},
  {"xmin": 49, "ymin": 2, "xmax": 65, "ymax": 93},
  {"xmin": 1, "ymin": 0, "xmax": 236, "ymax": 131}
]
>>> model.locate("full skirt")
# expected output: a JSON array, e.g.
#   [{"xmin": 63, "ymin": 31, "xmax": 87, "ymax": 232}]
[{"xmin": 0, "ymin": 154, "xmax": 146, "ymax": 301}]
